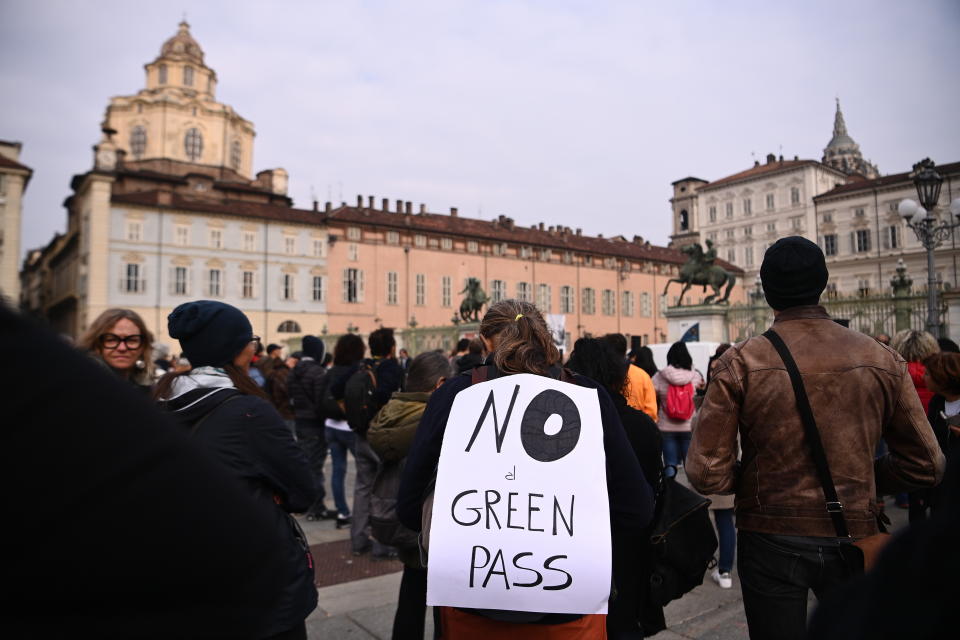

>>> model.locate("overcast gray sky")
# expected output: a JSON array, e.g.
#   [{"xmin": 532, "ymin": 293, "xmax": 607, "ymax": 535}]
[{"xmin": 3, "ymin": 0, "xmax": 959, "ymax": 257}]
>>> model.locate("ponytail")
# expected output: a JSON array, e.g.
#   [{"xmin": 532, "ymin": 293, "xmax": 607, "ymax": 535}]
[{"xmin": 479, "ymin": 300, "xmax": 560, "ymax": 376}]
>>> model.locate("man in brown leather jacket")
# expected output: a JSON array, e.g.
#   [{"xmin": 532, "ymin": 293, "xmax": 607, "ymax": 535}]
[{"xmin": 686, "ymin": 236, "xmax": 945, "ymax": 640}]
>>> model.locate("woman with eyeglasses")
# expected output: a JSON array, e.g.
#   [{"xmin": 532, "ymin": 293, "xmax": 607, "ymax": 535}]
[
  {"xmin": 78, "ymin": 308, "xmax": 155, "ymax": 392},
  {"xmin": 155, "ymin": 300, "xmax": 317, "ymax": 640}
]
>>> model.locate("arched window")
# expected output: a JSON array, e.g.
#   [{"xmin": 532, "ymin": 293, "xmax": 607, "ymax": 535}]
[
  {"xmin": 230, "ymin": 140, "xmax": 242, "ymax": 170},
  {"xmin": 679, "ymin": 209, "xmax": 689, "ymax": 230},
  {"xmin": 183, "ymin": 65, "xmax": 194, "ymax": 86},
  {"xmin": 184, "ymin": 128, "xmax": 203, "ymax": 161},
  {"xmin": 277, "ymin": 320, "xmax": 301, "ymax": 333},
  {"xmin": 158, "ymin": 64, "xmax": 168, "ymax": 84},
  {"xmin": 130, "ymin": 126, "xmax": 147, "ymax": 159}
]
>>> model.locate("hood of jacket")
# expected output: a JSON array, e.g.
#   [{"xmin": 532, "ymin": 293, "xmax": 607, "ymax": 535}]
[
  {"xmin": 370, "ymin": 392, "xmax": 431, "ymax": 431},
  {"xmin": 659, "ymin": 365, "xmax": 699, "ymax": 386},
  {"xmin": 160, "ymin": 367, "xmax": 238, "ymax": 425}
]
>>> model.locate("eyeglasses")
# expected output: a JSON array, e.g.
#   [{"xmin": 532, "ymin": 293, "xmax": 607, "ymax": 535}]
[
  {"xmin": 251, "ymin": 336, "xmax": 261, "ymax": 344},
  {"xmin": 99, "ymin": 333, "xmax": 143, "ymax": 349}
]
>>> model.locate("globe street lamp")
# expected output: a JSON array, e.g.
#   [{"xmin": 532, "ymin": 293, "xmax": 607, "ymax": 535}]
[{"xmin": 898, "ymin": 158, "xmax": 960, "ymax": 338}]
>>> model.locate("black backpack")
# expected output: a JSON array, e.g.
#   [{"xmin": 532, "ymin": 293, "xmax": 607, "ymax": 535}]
[
  {"xmin": 647, "ymin": 467, "xmax": 718, "ymax": 606},
  {"xmin": 370, "ymin": 457, "xmax": 419, "ymax": 549},
  {"xmin": 343, "ymin": 363, "xmax": 377, "ymax": 437}
]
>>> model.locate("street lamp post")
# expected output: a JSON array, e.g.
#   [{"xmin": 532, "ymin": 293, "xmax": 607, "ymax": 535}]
[{"xmin": 898, "ymin": 158, "xmax": 960, "ymax": 339}]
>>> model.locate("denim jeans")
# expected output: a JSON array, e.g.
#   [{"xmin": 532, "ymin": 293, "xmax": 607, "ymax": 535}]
[
  {"xmin": 713, "ymin": 508, "xmax": 736, "ymax": 573},
  {"xmin": 325, "ymin": 427, "xmax": 356, "ymax": 517},
  {"xmin": 661, "ymin": 431, "xmax": 692, "ymax": 476},
  {"xmin": 738, "ymin": 531, "xmax": 856, "ymax": 640},
  {"xmin": 295, "ymin": 419, "xmax": 328, "ymax": 516}
]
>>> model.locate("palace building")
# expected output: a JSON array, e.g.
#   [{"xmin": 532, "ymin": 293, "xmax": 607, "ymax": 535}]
[
  {"xmin": 1, "ymin": 141, "xmax": 32, "ymax": 305},
  {"xmin": 21, "ymin": 21, "xmax": 743, "ymax": 351}
]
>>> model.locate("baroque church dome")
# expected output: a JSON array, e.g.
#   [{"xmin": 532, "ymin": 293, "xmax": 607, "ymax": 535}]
[
  {"xmin": 159, "ymin": 21, "xmax": 205, "ymax": 65},
  {"xmin": 822, "ymin": 99, "xmax": 879, "ymax": 179}
]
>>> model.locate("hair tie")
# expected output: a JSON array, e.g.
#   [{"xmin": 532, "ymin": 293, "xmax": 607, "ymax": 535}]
[{"xmin": 515, "ymin": 314, "xmax": 524, "ymax": 321}]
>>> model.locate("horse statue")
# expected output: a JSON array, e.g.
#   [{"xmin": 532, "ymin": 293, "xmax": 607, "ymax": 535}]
[
  {"xmin": 459, "ymin": 277, "xmax": 489, "ymax": 322},
  {"xmin": 662, "ymin": 242, "xmax": 736, "ymax": 306}
]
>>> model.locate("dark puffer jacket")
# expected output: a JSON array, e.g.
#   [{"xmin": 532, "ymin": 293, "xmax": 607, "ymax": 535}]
[
  {"xmin": 288, "ymin": 358, "xmax": 326, "ymax": 421},
  {"xmin": 160, "ymin": 380, "xmax": 317, "ymax": 637}
]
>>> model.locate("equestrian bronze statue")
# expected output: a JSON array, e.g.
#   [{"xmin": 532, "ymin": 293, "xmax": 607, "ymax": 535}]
[
  {"xmin": 459, "ymin": 277, "xmax": 489, "ymax": 322},
  {"xmin": 662, "ymin": 240, "xmax": 736, "ymax": 306}
]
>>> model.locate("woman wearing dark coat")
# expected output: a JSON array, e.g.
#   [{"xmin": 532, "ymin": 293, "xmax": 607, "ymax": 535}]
[
  {"xmin": 568, "ymin": 338, "xmax": 665, "ymax": 638},
  {"xmin": 156, "ymin": 301, "xmax": 317, "ymax": 640}
]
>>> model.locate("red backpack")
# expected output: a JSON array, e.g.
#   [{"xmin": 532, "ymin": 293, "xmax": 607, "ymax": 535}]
[{"xmin": 664, "ymin": 382, "xmax": 695, "ymax": 421}]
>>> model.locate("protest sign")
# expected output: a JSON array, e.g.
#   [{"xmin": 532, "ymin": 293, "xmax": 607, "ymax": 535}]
[{"xmin": 426, "ymin": 373, "xmax": 611, "ymax": 615}]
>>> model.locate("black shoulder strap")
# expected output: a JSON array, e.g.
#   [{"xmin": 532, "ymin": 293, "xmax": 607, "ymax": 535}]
[
  {"xmin": 190, "ymin": 391, "xmax": 242, "ymax": 437},
  {"xmin": 763, "ymin": 329, "xmax": 850, "ymax": 538}
]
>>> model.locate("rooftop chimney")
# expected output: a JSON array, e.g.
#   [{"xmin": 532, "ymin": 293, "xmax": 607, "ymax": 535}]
[
  {"xmin": 576, "ymin": 228, "xmax": 582, "ymax": 236},
  {"xmin": 794, "ymin": 155, "xmax": 799, "ymax": 161},
  {"xmin": 368, "ymin": 195, "xmax": 374, "ymax": 208},
  {"xmin": 405, "ymin": 201, "xmax": 412, "ymax": 215},
  {"xmin": 382, "ymin": 198, "xmax": 389, "ymax": 212},
  {"xmin": 357, "ymin": 194, "xmax": 363, "ymax": 207},
  {"xmin": 754, "ymin": 160, "xmax": 760, "ymax": 167},
  {"xmin": 450, "ymin": 207, "xmax": 458, "ymax": 217},
  {"xmin": 778, "ymin": 155, "xmax": 783, "ymax": 162},
  {"xmin": 312, "ymin": 199, "xmax": 318, "ymax": 212},
  {"xmin": 766, "ymin": 153, "xmax": 776, "ymax": 164},
  {"xmin": 420, "ymin": 204, "xmax": 427, "ymax": 214},
  {"xmin": 538, "ymin": 222, "xmax": 544, "ymax": 231},
  {"xmin": 325, "ymin": 201, "xmax": 332, "ymax": 213},
  {"xmin": 397, "ymin": 199, "xmax": 403, "ymax": 213}
]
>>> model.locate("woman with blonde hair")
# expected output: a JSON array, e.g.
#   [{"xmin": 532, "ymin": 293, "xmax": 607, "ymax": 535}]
[
  {"xmin": 78, "ymin": 308, "xmax": 154, "ymax": 391},
  {"xmin": 890, "ymin": 329, "xmax": 940, "ymax": 413},
  {"xmin": 397, "ymin": 300, "xmax": 653, "ymax": 639}
]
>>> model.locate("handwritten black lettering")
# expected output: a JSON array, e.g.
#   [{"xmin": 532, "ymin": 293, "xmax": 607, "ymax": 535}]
[
  {"xmin": 451, "ymin": 490, "xmax": 481, "ymax": 526},
  {"xmin": 527, "ymin": 493, "xmax": 544, "ymax": 532},
  {"xmin": 465, "ymin": 384, "xmax": 521, "ymax": 453},
  {"xmin": 484, "ymin": 489, "xmax": 502, "ymax": 529},
  {"xmin": 542, "ymin": 555, "xmax": 573, "ymax": 590},
  {"xmin": 511, "ymin": 552, "xmax": 544, "ymax": 588},
  {"xmin": 482, "ymin": 549, "xmax": 510, "ymax": 589},
  {"xmin": 469, "ymin": 545, "xmax": 490, "ymax": 588},
  {"xmin": 552, "ymin": 494, "xmax": 574, "ymax": 536},
  {"xmin": 520, "ymin": 389, "xmax": 581, "ymax": 462},
  {"xmin": 506, "ymin": 492, "xmax": 523, "ymax": 529}
]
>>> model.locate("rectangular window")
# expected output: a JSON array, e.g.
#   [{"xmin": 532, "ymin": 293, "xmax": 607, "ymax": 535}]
[
  {"xmin": 855, "ymin": 229, "xmax": 871, "ymax": 253},
  {"xmin": 536, "ymin": 284, "xmax": 551, "ymax": 313},
  {"xmin": 823, "ymin": 234, "xmax": 838, "ymax": 256},
  {"xmin": 416, "ymin": 273, "xmax": 426, "ymax": 306},
  {"xmin": 791, "ymin": 216, "xmax": 803, "ymax": 231},
  {"xmin": 541, "ymin": 249, "xmax": 552, "ymax": 261},
  {"xmin": 520, "ymin": 246, "xmax": 532, "ymax": 259},
  {"xmin": 439, "ymin": 237, "xmax": 452, "ymax": 250},
  {"xmin": 442, "ymin": 276, "xmax": 452, "ymax": 307},
  {"xmin": 744, "ymin": 246, "xmax": 754, "ymax": 267},
  {"xmin": 516, "ymin": 282, "xmax": 531, "ymax": 303},
  {"xmin": 822, "ymin": 212, "xmax": 833, "ymax": 223},
  {"xmin": 791, "ymin": 187, "xmax": 800, "ymax": 205},
  {"xmin": 386, "ymin": 231, "xmax": 400, "ymax": 245},
  {"xmin": 312, "ymin": 238, "xmax": 324, "ymax": 257},
  {"xmin": 725, "ymin": 228, "xmax": 735, "ymax": 239},
  {"xmin": 622, "ymin": 291, "xmax": 634, "ymax": 317},
  {"xmin": 284, "ymin": 236, "xmax": 296, "ymax": 255},
  {"xmin": 126, "ymin": 221, "xmax": 142, "ymax": 242},
  {"xmin": 173, "ymin": 266, "xmax": 188, "ymax": 295},
  {"xmin": 467, "ymin": 241, "xmax": 479, "ymax": 253},
  {"xmin": 582, "ymin": 288, "xmax": 596, "ymax": 315},
  {"xmin": 210, "ymin": 229, "xmax": 222, "ymax": 250},
  {"xmin": 346, "ymin": 226, "xmax": 361, "ymax": 241},
  {"xmin": 348, "ymin": 243, "xmax": 359, "ymax": 261},
  {"xmin": 744, "ymin": 225, "xmax": 753, "ymax": 237},
  {"xmin": 343, "ymin": 268, "xmax": 363, "ymax": 303},
  {"xmin": 281, "ymin": 274, "xmax": 294, "ymax": 301},
  {"xmin": 854, "ymin": 207, "xmax": 866, "ymax": 218},
  {"xmin": 826, "ymin": 282, "xmax": 838, "ymax": 299},
  {"xmin": 725, "ymin": 202, "xmax": 733, "ymax": 218},
  {"xmin": 727, "ymin": 248, "xmax": 736, "ymax": 263},
  {"xmin": 583, "ymin": 255, "xmax": 593, "ymax": 266},
  {"xmin": 640, "ymin": 292, "xmax": 652, "ymax": 317},
  {"xmin": 123, "ymin": 263, "xmax": 142, "ymax": 293},
  {"xmin": 208, "ymin": 269, "xmax": 222, "ymax": 297},
  {"xmin": 658, "ymin": 294, "xmax": 667, "ymax": 316},
  {"xmin": 312, "ymin": 276, "xmax": 325, "ymax": 302},
  {"xmin": 857, "ymin": 277, "xmax": 871, "ymax": 297},
  {"xmin": 243, "ymin": 231, "xmax": 256, "ymax": 252},
  {"xmin": 560, "ymin": 286, "xmax": 575, "ymax": 314},
  {"xmin": 563, "ymin": 251, "xmax": 572, "ymax": 264},
  {"xmin": 492, "ymin": 243, "xmax": 505, "ymax": 256},
  {"xmin": 242, "ymin": 271, "xmax": 255, "ymax": 298},
  {"xmin": 175, "ymin": 225, "xmax": 190, "ymax": 246},
  {"xmin": 601, "ymin": 290, "xmax": 616, "ymax": 316},
  {"xmin": 707, "ymin": 231, "xmax": 718, "ymax": 243},
  {"xmin": 885, "ymin": 225, "xmax": 900, "ymax": 249},
  {"xmin": 491, "ymin": 280, "xmax": 507, "ymax": 303},
  {"xmin": 743, "ymin": 198, "xmax": 752, "ymax": 215},
  {"xmin": 766, "ymin": 194, "xmax": 775, "ymax": 210},
  {"xmin": 766, "ymin": 222, "xmax": 777, "ymax": 233},
  {"xmin": 414, "ymin": 234, "xmax": 426, "ymax": 248},
  {"xmin": 709, "ymin": 206, "xmax": 717, "ymax": 222},
  {"xmin": 387, "ymin": 271, "xmax": 398, "ymax": 305}
]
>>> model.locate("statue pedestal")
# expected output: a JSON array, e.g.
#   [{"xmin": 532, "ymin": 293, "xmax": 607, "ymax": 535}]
[{"xmin": 664, "ymin": 305, "xmax": 729, "ymax": 343}]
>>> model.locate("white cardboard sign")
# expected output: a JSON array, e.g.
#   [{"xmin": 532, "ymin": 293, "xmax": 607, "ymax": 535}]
[{"xmin": 426, "ymin": 373, "xmax": 611, "ymax": 615}]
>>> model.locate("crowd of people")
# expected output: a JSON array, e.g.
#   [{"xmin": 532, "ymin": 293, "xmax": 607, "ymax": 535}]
[{"xmin": 5, "ymin": 234, "xmax": 959, "ymax": 639}]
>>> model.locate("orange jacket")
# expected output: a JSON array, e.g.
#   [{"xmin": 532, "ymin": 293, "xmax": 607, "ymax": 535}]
[{"xmin": 625, "ymin": 364, "xmax": 658, "ymax": 422}]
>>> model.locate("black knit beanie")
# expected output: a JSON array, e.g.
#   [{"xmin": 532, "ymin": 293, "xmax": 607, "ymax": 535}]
[
  {"xmin": 760, "ymin": 236, "xmax": 829, "ymax": 311},
  {"xmin": 168, "ymin": 301, "xmax": 254, "ymax": 367},
  {"xmin": 301, "ymin": 335, "xmax": 325, "ymax": 362}
]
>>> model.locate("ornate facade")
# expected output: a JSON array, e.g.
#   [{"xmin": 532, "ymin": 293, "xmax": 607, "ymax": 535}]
[
  {"xmin": 0, "ymin": 141, "xmax": 31, "ymax": 305},
  {"xmin": 821, "ymin": 99, "xmax": 879, "ymax": 180}
]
